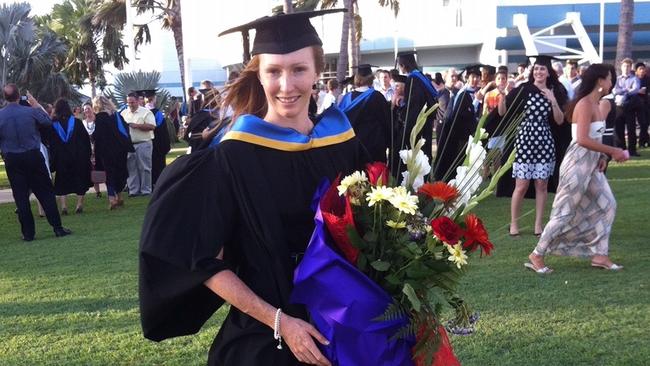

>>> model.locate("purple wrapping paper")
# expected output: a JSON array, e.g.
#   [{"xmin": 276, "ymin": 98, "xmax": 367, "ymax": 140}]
[{"xmin": 291, "ymin": 194, "xmax": 415, "ymax": 366}]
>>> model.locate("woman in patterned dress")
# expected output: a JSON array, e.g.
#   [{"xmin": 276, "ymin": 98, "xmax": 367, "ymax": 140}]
[
  {"xmin": 509, "ymin": 56, "xmax": 569, "ymax": 236},
  {"xmin": 526, "ymin": 64, "xmax": 629, "ymax": 273}
]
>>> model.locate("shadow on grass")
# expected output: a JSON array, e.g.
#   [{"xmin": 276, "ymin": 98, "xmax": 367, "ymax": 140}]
[{"xmin": 0, "ymin": 297, "xmax": 137, "ymax": 318}]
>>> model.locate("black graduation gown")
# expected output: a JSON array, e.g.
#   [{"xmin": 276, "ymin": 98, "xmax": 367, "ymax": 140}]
[
  {"xmin": 433, "ymin": 88, "xmax": 478, "ymax": 181},
  {"xmin": 495, "ymin": 83, "xmax": 570, "ymax": 198},
  {"xmin": 92, "ymin": 112, "xmax": 133, "ymax": 193},
  {"xmin": 183, "ymin": 110, "xmax": 215, "ymax": 152},
  {"xmin": 398, "ymin": 73, "xmax": 437, "ymax": 161},
  {"xmin": 139, "ymin": 117, "xmax": 368, "ymax": 365},
  {"xmin": 150, "ymin": 108, "xmax": 171, "ymax": 186},
  {"xmin": 342, "ymin": 90, "xmax": 391, "ymax": 163},
  {"xmin": 49, "ymin": 117, "xmax": 93, "ymax": 195}
]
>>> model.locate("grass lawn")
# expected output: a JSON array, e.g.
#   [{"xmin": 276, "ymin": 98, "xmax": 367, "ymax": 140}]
[{"xmin": 1, "ymin": 154, "xmax": 649, "ymax": 365}]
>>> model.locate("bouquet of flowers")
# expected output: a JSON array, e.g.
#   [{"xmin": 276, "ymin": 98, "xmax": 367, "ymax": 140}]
[{"xmin": 291, "ymin": 105, "xmax": 515, "ymax": 365}]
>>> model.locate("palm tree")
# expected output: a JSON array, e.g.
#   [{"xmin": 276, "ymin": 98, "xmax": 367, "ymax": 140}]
[
  {"xmin": 40, "ymin": 0, "xmax": 128, "ymax": 98},
  {"xmin": 615, "ymin": 0, "xmax": 634, "ymax": 68},
  {"xmin": 94, "ymin": 1, "xmax": 186, "ymax": 98},
  {"xmin": 0, "ymin": 2, "xmax": 81, "ymax": 104}
]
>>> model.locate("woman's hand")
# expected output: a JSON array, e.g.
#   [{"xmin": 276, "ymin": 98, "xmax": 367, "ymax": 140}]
[
  {"xmin": 597, "ymin": 158, "xmax": 608, "ymax": 172},
  {"xmin": 540, "ymin": 88, "xmax": 557, "ymax": 106},
  {"xmin": 280, "ymin": 314, "xmax": 332, "ymax": 366},
  {"xmin": 611, "ymin": 148, "xmax": 629, "ymax": 163}
]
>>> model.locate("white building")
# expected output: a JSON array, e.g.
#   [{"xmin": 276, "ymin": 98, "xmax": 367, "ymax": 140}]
[{"xmin": 123, "ymin": 0, "xmax": 650, "ymax": 98}]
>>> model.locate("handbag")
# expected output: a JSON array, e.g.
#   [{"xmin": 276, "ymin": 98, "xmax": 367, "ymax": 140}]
[{"xmin": 91, "ymin": 170, "xmax": 107, "ymax": 184}]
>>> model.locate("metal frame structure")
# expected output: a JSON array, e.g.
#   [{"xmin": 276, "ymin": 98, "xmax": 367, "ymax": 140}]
[{"xmin": 513, "ymin": 12, "xmax": 601, "ymax": 64}]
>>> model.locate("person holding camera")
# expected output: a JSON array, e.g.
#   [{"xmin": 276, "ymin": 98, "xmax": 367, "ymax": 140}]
[{"xmin": 0, "ymin": 84, "xmax": 71, "ymax": 241}]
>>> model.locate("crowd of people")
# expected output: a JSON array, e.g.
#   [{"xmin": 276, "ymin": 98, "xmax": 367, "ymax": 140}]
[
  {"xmin": 0, "ymin": 86, "xmax": 173, "ymax": 240},
  {"xmin": 0, "ymin": 7, "xmax": 645, "ymax": 366}
]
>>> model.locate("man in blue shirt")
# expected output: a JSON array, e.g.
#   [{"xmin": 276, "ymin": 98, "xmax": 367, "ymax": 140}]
[
  {"xmin": 614, "ymin": 58, "xmax": 642, "ymax": 156},
  {"xmin": 0, "ymin": 84, "xmax": 71, "ymax": 241}
]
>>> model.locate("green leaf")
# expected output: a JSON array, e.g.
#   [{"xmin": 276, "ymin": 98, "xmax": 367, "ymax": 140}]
[
  {"xmin": 346, "ymin": 226, "xmax": 368, "ymax": 250},
  {"xmin": 370, "ymin": 260, "xmax": 391, "ymax": 272},
  {"xmin": 363, "ymin": 231, "xmax": 378, "ymax": 243},
  {"xmin": 402, "ymin": 283, "xmax": 421, "ymax": 312},
  {"xmin": 357, "ymin": 254, "xmax": 368, "ymax": 272}
]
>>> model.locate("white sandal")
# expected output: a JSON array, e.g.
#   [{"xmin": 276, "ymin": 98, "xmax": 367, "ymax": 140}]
[
  {"xmin": 591, "ymin": 262, "xmax": 623, "ymax": 271},
  {"xmin": 524, "ymin": 262, "xmax": 553, "ymax": 274}
]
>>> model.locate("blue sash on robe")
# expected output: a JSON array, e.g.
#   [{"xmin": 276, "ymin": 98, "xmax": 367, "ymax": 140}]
[
  {"xmin": 409, "ymin": 69, "xmax": 438, "ymax": 99},
  {"xmin": 52, "ymin": 116, "xmax": 76, "ymax": 143},
  {"xmin": 337, "ymin": 88, "xmax": 375, "ymax": 113},
  {"xmin": 115, "ymin": 109, "xmax": 129, "ymax": 138},
  {"xmin": 154, "ymin": 110, "xmax": 164, "ymax": 127},
  {"xmin": 219, "ymin": 106, "xmax": 355, "ymax": 151}
]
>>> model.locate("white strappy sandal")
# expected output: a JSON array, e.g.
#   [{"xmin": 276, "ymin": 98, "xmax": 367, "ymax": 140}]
[{"xmin": 524, "ymin": 262, "xmax": 554, "ymax": 274}]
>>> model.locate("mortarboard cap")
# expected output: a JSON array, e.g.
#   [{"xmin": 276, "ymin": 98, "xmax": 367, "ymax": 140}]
[
  {"xmin": 341, "ymin": 76, "xmax": 354, "ymax": 86},
  {"xmin": 198, "ymin": 88, "xmax": 212, "ymax": 95},
  {"xmin": 392, "ymin": 74, "xmax": 407, "ymax": 84},
  {"xmin": 354, "ymin": 64, "xmax": 377, "ymax": 77},
  {"xmin": 482, "ymin": 65, "xmax": 497, "ymax": 75},
  {"xmin": 134, "ymin": 89, "xmax": 157, "ymax": 98},
  {"xmin": 396, "ymin": 50, "xmax": 417, "ymax": 58},
  {"xmin": 219, "ymin": 9, "xmax": 347, "ymax": 63},
  {"xmin": 635, "ymin": 62, "xmax": 646, "ymax": 70},
  {"xmin": 528, "ymin": 55, "xmax": 561, "ymax": 70},
  {"xmin": 462, "ymin": 64, "xmax": 483, "ymax": 77}
]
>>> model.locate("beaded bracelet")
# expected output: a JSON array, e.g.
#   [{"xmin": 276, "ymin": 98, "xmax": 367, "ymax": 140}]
[{"xmin": 273, "ymin": 308, "xmax": 283, "ymax": 350}]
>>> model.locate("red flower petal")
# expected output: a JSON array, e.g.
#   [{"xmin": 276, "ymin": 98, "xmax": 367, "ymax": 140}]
[
  {"xmin": 365, "ymin": 161, "xmax": 391, "ymax": 186},
  {"xmin": 462, "ymin": 214, "xmax": 494, "ymax": 256},
  {"xmin": 430, "ymin": 217, "xmax": 463, "ymax": 245},
  {"xmin": 320, "ymin": 176, "xmax": 360, "ymax": 264}
]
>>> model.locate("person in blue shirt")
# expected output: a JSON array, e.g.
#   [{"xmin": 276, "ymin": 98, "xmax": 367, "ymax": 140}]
[
  {"xmin": 613, "ymin": 58, "xmax": 642, "ymax": 156},
  {"xmin": 0, "ymin": 84, "xmax": 71, "ymax": 241}
]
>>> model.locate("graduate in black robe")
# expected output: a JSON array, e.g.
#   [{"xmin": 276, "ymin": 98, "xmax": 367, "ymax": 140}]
[
  {"xmin": 140, "ymin": 90, "xmax": 171, "ymax": 186},
  {"xmin": 139, "ymin": 9, "xmax": 368, "ymax": 366},
  {"xmin": 433, "ymin": 65, "xmax": 482, "ymax": 181},
  {"xmin": 395, "ymin": 51, "xmax": 438, "ymax": 164},
  {"xmin": 338, "ymin": 64, "xmax": 391, "ymax": 163},
  {"xmin": 92, "ymin": 98, "xmax": 134, "ymax": 209},
  {"xmin": 183, "ymin": 89, "xmax": 220, "ymax": 152},
  {"xmin": 49, "ymin": 99, "xmax": 92, "ymax": 213}
]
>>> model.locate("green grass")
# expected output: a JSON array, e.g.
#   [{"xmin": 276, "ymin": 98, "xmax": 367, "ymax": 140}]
[{"xmin": 1, "ymin": 154, "xmax": 649, "ymax": 365}]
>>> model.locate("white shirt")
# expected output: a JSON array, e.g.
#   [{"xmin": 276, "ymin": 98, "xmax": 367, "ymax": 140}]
[{"xmin": 121, "ymin": 106, "xmax": 155, "ymax": 143}]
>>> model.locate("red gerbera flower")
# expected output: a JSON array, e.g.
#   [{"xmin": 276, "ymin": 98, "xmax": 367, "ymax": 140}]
[
  {"xmin": 462, "ymin": 214, "xmax": 494, "ymax": 256},
  {"xmin": 430, "ymin": 217, "xmax": 463, "ymax": 245},
  {"xmin": 320, "ymin": 176, "xmax": 360, "ymax": 264},
  {"xmin": 418, "ymin": 182, "xmax": 459, "ymax": 205},
  {"xmin": 365, "ymin": 161, "xmax": 391, "ymax": 186}
]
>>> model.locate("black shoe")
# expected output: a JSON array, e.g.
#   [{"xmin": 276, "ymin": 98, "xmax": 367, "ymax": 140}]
[
  {"xmin": 54, "ymin": 227, "xmax": 72, "ymax": 237},
  {"xmin": 75, "ymin": 207, "xmax": 83, "ymax": 214},
  {"xmin": 61, "ymin": 208, "xmax": 68, "ymax": 216},
  {"xmin": 96, "ymin": 192, "xmax": 102, "ymax": 198},
  {"xmin": 128, "ymin": 193, "xmax": 139, "ymax": 197},
  {"xmin": 22, "ymin": 235, "xmax": 34, "ymax": 242}
]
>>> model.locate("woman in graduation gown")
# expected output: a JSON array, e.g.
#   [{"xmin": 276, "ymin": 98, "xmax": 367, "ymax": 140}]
[
  {"xmin": 92, "ymin": 96, "xmax": 134, "ymax": 210},
  {"xmin": 183, "ymin": 88, "xmax": 221, "ymax": 152},
  {"xmin": 139, "ymin": 9, "xmax": 366, "ymax": 366},
  {"xmin": 494, "ymin": 56, "xmax": 570, "ymax": 236},
  {"xmin": 338, "ymin": 64, "xmax": 391, "ymax": 163},
  {"xmin": 433, "ymin": 65, "xmax": 482, "ymax": 181},
  {"xmin": 49, "ymin": 99, "xmax": 92, "ymax": 214}
]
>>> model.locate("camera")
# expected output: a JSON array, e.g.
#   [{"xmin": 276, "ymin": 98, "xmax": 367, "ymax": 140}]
[{"xmin": 19, "ymin": 95, "xmax": 30, "ymax": 107}]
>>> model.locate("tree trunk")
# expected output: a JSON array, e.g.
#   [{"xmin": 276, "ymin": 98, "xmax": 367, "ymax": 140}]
[
  {"xmin": 170, "ymin": 0, "xmax": 186, "ymax": 95},
  {"xmin": 615, "ymin": 0, "xmax": 634, "ymax": 68},
  {"xmin": 337, "ymin": 0, "xmax": 351, "ymax": 82},
  {"xmin": 349, "ymin": 0, "xmax": 360, "ymax": 75},
  {"xmin": 283, "ymin": 0, "xmax": 293, "ymax": 13}
]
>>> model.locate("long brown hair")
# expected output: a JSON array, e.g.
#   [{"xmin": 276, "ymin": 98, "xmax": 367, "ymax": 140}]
[
  {"xmin": 564, "ymin": 63, "xmax": 614, "ymax": 123},
  {"xmin": 223, "ymin": 46, "xmax": 325, "ymax": 121}
]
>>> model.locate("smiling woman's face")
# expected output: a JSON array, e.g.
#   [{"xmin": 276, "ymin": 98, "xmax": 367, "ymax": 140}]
[{"xmin": 258, "ymin": 47, "xmax": 318, "ymax": 125}]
